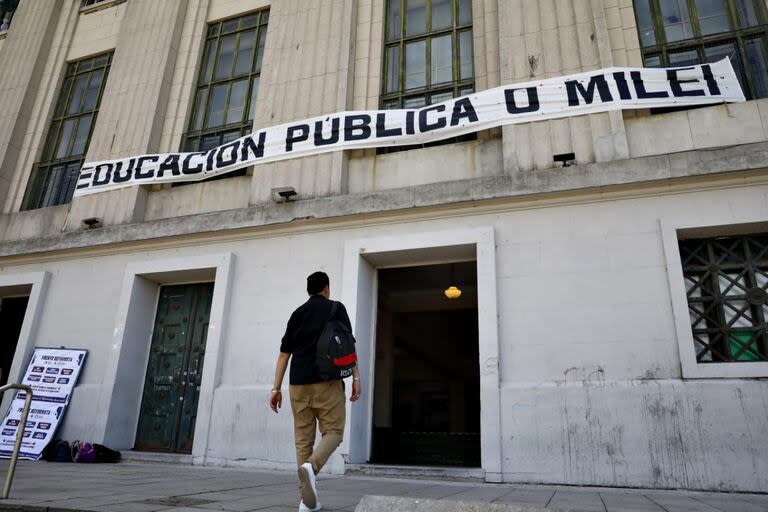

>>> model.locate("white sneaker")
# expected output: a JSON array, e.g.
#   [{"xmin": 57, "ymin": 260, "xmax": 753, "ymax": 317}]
[
  {"xmin": 299, "ymin": 500, "xmax": 322, "ymax": 511},
  {"xmin": 298, "ymin": 462, "xmax": 318, "ymax": 509}
]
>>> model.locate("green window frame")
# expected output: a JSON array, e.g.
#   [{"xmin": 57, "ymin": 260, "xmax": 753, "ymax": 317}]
[
  {"xmin": 381, "ymin": 0, "xmax": 474, "ymax": 109},
  {"xmin": 22, "ymin": 52, "xmax": 112, "ymax": 210},
  {"xmin": 181, "ymin": 9, "xmax": 269, "ymax": 179},
  {"xmin": 634, "ymin": 0, "xmax": 768, "ymax": 99}
]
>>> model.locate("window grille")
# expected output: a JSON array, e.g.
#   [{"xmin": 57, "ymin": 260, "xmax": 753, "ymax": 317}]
[
  {"xmin": 22, "ymin": 53, "xmax": 113, "ymax": 210},
  {"xmin": 679, "ymin": 234, "xmax": 768, "ymax": 363},
  {"xmin": 180, "ymin": 9, "xmax": 269, "ymax": 181},
  {"xmin": 634, "ymin": 0, "xmax": 768, "ymax": 99}
]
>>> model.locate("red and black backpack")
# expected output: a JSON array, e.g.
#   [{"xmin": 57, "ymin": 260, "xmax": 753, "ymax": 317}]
[{"xmin": 315, "ymin": 301, "xmax": 357, "ymax": 381}]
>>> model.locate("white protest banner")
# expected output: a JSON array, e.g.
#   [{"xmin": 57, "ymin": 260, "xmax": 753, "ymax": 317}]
[
  {"xmin": 0, "ymin": 348, "xmax": 87, "ymax": 460},
  {"xmin": 74, "ymin": 58, "xmax": 745, "ymax": 196}
]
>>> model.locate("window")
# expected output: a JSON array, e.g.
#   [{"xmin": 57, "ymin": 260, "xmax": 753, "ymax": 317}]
[
  {"xmin": 634, "ymin": 0, "xmax": 768, "ymax": 99},
  {"xmin": 680, "ymin": 234, "xmax": 768, "ymax": 363},
  {"xmin": 0, "ymin": 0, "xmax": 19, "ymax": 32},
  {"xmin": 181, "ymin": 9, "xmax": 268, "ymax": 179},
  {"xmin": 82, "ymin": 0, "xmax": 109, "ymax": 6},
  {"xmin": 22, "ymin": 53, "xmax": 112, "ymax": 210}
]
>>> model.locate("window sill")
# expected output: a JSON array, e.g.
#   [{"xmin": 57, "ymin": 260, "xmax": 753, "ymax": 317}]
[
  {"xmin": 680, "ymin": 362, "xmax": 768, "ymax": 380},
  {"xmin": 80, "ymin": 0, "xmax": 127, "ymax": 15}
]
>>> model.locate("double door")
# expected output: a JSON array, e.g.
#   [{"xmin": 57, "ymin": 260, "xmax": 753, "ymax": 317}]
[{"xmin": 135, "ymin": 283, "xmax": 213, "ymax": 453}]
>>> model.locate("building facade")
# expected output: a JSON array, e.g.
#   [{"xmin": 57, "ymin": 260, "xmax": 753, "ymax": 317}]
[{"xmin": 0, "ymin": 0, "xmax": 767, "ymax": 493}]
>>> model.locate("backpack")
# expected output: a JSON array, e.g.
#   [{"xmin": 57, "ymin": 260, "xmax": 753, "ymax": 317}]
[
  {"xmin": 72, "ymin": 441, "xmax": 96, "ymax": 463},
  {"xmin": 48, "ymin": 440, "xmax": 72, "ymax": 462},
  {"xmin": 315, "ymin": 301, "xmax": 357, "ymax": 381},
  {"xmin": 41, "ymin": 439, "xmax": 61, "ymax": 461},
  {"xmin": 93, "ymin": 443, "xmax": 121, "ymax": 463}
]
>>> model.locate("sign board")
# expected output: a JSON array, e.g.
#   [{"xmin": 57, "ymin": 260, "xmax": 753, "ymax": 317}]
[
  {"xmin": 0, "ymin": 348, "xmax": 87, "ymax": 460},
  {"xmin": 72, "ymin": 58, "xmax": 746, "ymax": 196}
]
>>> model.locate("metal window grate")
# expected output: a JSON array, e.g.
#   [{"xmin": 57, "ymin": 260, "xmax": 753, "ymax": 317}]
[
  {"xmin": 634, "ymin": 0, "xmax": 768, "ymax": 99},
  {"xmin": 22, "ymin": 53, "xmax": 113, "ymax": 210},
  {"xmin": 679, "ymin": 234, "xmax": 768, "ymax": 363},
  {"xmin": 180, "ymin": 9, "xmax": 269, "ymax": 183}
]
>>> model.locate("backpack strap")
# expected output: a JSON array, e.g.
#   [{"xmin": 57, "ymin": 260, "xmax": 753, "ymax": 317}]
[{"xmin": 329, "ymin": 300, "xmax": 339, "ymax": 320}]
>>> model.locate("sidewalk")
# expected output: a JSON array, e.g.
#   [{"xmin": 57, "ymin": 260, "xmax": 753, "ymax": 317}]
[{"xmin": 0, "ymin": 460, "xmax": 765, "ymax": 512}]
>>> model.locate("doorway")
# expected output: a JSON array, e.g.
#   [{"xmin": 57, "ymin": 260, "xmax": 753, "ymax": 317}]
[
  {"xmin": 0, "ymin": 296, "xmax": 29, "ymax": 387},
  {"xmin": 135, "ymin": 283, "xmax": 213, "ymax": 453},
  {"xmin": 371, "ymin": 262, "xmax": 480, "ymax": 467}
]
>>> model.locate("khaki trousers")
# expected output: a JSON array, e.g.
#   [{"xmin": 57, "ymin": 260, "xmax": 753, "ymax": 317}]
[{"xmin": 289, "ymin": 380, "xmax": 346, "ymax": 474}]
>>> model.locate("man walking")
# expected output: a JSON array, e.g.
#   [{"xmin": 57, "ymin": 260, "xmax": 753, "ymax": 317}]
[{"xmin": 270, "ymin": 271, "xmax": 361, "ymax": 512}]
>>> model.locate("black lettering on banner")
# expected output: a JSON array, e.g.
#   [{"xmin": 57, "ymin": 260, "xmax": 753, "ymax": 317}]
[
  {"xmin": 76, "ymin": 166, "xmax": 94, "ymax": 189},
  {"xmin": 450, "ymin": 98, "xmax": 479, "ymax": 126},
  {"xmin": 505, "ymin": 87, "xmax": 540, "ymax": 114},
  {"xmin": 406, "ymin": 111, "xmax": 416, "ymax": 135},
  {"xmin": 182, "ymin": 152, "xmax": 205, "ymax": 174},
  {"xmin": 286, "ymin": 124, "xmax": 310, "ymax": 152},
  {"xmin": 241, "ymin": 132, "xmax": 266, "ymax": 160},
  {"xmin": 701, "ymin": 64, "xmax": 721, "ymax": 96},
  {"xmin": 344, "ymin": 114, "xmax": 372, "ymax": 141},
  {"xmin": 206, "ymin": 147, "xmax": 217, "ymax": 172},
  {"xmin": 419, "ymin": 104, "xmax": 447, "ymax": 132},
  {"xmin": 667, "ymin": 67, "xmax": 706, "ymax": 97},
  {"xmin": 216, "ymin": 140, "xmax": 241, "ymax": 167},
  {"xmin": 92, "ymin": 163, "xmax": 113, "ymax": 186},
  {"xmin": 631, "ymin": 71, "xmax": 669, "ymax": 99},
  {"xmin": 157, "ymin": 154, "xmax": 181, "ymax": 178},
  {"xmin": 135, "ymin": 156, "xmax": 159, "ymax": 179},
  {"xmin": 566, "ymin": 74, "xmax": 613, "ymax": 106},
  {"xmin": 613, "ymin": 72, "xmax": 632, "ymax": 100},
  {"xmin": 315, "ymin": 118, "xmax": 340, "ymax": 146},
  {"xmin": 113, "ymin": 159, "xmax": 135, "ymax": 183},
  {"xmin": 376, "ymin": 113, "xmax": 403, "ymax": 138}
]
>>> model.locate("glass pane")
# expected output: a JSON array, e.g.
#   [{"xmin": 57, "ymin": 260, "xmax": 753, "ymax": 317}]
[
  {"xmin": 735, "ymin": 0, "xmax": 760, "ymax": 27},
  {"xmin": 78, "ymin": 60, "xmax": 93, "ymax": 72},
  {"xmin": 82, "ymin": 69, "xmax": 104, "ymax": 111},
  {"xmin": 745, "ymin": 37, "xmax": 768, "ymax": 98},
  {"xmin": 201, "ymin": 134, "xmax": 221, "ymax": 151},
  {"xmin": 669, "ymin": 48, "xmax": 700, "ymax": 67},
  {"xmin": 214, "ymin": 35, "xmax": 236, "ymax": 80},
  {"xmin": 184, "ymin": 137, "xmax": 200, "ymax": 152},
  {"xmin": 431, "ymin": 34, "xmax": 453, "ymax": 85},
  {"xmin": 383, "ymin": 99, "xmax": 400, "ymax": 109},
  {"xmin": 206, "ymin": 84, "xmax": 228, "ymax": 128},
  {"xmin": 54, "ymin": 78, "xmax": 73, "ymax": 117},
  {"xmin": 694, "ymin": 0, "xmax": 732, "ymax": 36},
  {"xmin": 200, "ymin": 40, "xmax": 216, "ymax": 84},
  {"xmin": 226, "ymin": 79, "xmax": 248, "ymax": 124},
  {"xmin": 459, "ymin": 30, "xmax": 473, "ymax": 80},
  {"xmin": 634, "ymin": 0, "xmax": 657, "ymax": 47},
  {"xmin": 222, "ymin": 19, "xmax": 238, "ymax": 33},
  {"xmin": 70, "ymin": 116, "xmax": 92, "ymax": 156},
  {"xmin": 67, "ymin": 75, "xmax": 88, "ymax": 115},
  {"xmin": 661, "ymin": 0, "xmax": 693, "ymax": 42},
  {"xmin": 208, "ymin": 24, "xmax": 220, "ymax": 37},
  {"xmin": 55, "ymin": 119, "xmax": 76, "ymax": 159},
  {"xmin": 430, "ymin": 90, "xmax": 453, "ymax": 103},
  {"xmin": 248, "ymin": 77, "xmax": 260, "ymax": 120},
  {"xmin": 42, "ymin": 165, "xmax": 65, "ymax": 208},
  {"xmin": 261, "ymin": 11, "xmax": 270, "ymax": 25},
  {"xmin": 387, "ymin": 0, "xmax": 402, "ymax": 40},
  {"xmin": 405, "ymin": 40, "xmax": 426, "ymax": 89},
  {"xmin": 705, "ymin": 42, "xmax": 745, "ymax": 94},
  {"xmin": 432, "ymin": 0, "xmax": 452, "ymax": 30},
  {"xmin": 406, "ymin": 0, "xmax": 427, "ymax": 36},
  {"xmin": 241, "ymin": 13, "xmax": 259, "ymax": 28},
  {"xmin": 459, "ymin": 85, "xmax": 474, "ymax": 96},
  {"xmin": 234, "ymin": 29, "xmax": 257, "ymax": 76},
  {"xmin": 404, "ymin": 95, "xmax": 427, "ymax": 108},
  {"xmin": 192, "ymin": 88, "xmax": 208, "ymax": 131},
  {"xmin": 385, "ymin": 45, "xmax": 400, "ymax": 93},
  {"xmin": 458, "ymin": 0, "xmax": 472, "ymax": 25},
  {"xmin": 255, "ymin": 28, "xmax": 267, "ymax": 72},
  {"xmin": 42, "ymin": 121, "xmax": 60, "ymax": 161},
  {"xmin": 222, "ymin": 130, "xmax": 241, "ymax": 144},
  {"xmin": 93, "ymin": 54, "xmax": 109, "ymax": 67},
  {"xmin": 644, "ymin": 54, "xmax": 662, "ymax": 67}
]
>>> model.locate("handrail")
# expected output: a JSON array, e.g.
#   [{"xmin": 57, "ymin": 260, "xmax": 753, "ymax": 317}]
[{"xmin": 0, "ymin": 384, "xmax": 33, "ymax": 499}]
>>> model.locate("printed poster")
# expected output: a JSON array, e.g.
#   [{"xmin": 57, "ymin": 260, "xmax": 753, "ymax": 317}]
[{"xmin": 0, "ymin": 348, "xmax": 87, "ymax": 460}]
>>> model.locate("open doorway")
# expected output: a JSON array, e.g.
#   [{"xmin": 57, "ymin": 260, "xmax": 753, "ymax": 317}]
[
  {"xmin": 0, "ymin": 296, "xmax": 29, "ymax": 387},
  {"xmin": 371, "ymin": 261, "xmax": 480, "ymax": 467}
]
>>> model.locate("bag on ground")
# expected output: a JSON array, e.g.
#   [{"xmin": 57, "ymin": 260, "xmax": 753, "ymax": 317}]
[
  {"xmin": 72, "ymin": 441, "xmax": 97, "ymax": 463},
  {"xmin": 93, "ymin": 443, "xmax": 121, "ymax": 463}
]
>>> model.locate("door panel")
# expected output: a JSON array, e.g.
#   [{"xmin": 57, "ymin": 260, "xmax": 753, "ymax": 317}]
[{"xmin": 135, "ymin": 283, "xmax": 213, "ymax": 453}]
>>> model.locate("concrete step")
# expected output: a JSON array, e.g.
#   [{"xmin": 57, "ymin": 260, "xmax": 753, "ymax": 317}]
[
  {"xmin": 345, "ymin": 463, "xmax": 485, "ymax": 482},
  {"xmin": 355, "ymin": 495, "xmax": 546, "ymax": 512}
]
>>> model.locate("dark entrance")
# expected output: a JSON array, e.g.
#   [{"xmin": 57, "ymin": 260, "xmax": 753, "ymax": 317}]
[
  {"xmin": 135, "ymin": 283, "xmax": 213, "ymax": 453},
  {"xmin": 0, "ymin": 296, "xmax": 29, "ymax": 387},
  {"xmin": 371, "ymin": 262, "xmax": 480, "ymax": 467}
]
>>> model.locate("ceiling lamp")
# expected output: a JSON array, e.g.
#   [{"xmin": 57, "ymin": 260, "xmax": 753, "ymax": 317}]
[{"xmin": 444, "ymin": 286, "xmax": 462, "ymax": 299}]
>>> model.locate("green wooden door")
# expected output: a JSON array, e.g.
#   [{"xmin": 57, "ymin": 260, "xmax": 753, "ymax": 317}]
[{"xmin": 135, "ymin": 283, "xmax": 214, "ymax": 453}]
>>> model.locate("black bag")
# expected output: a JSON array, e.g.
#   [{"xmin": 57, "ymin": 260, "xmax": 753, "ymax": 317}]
[
  {"xmin": 93, "ymin": 443, "xmax": 121, "ymax": 463},
  {"xmin": 41, "ymin": 439, "xmax": 60, "ymax": 462},
  {"xmin": 315, "ymin": 301, "xmax": 357, "ymax": 381}
]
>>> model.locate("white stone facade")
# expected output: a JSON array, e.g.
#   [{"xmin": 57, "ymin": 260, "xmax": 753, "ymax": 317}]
[{"xmin": 0, "ymin": 0, "xmax": 766, "ymax": 493}]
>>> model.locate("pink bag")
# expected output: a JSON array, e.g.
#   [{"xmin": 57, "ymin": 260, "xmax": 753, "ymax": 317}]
[{"xmin": 72, "ymin": 441, "xmax": 97, "ymax": 463}]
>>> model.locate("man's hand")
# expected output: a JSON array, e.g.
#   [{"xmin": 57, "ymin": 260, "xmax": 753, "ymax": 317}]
[
  {"xmin": 350, "ymin": 379, "xmax": 361, "ymax": 402},
  {"xmin": 269, "ymin": 390, "xmax": 282, "ymax": 413}
]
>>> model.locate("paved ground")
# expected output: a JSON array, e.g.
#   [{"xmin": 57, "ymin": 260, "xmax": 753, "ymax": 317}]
[{"xmin": 0, "ymin": 461, "xmax": 765, "ymax": 512}]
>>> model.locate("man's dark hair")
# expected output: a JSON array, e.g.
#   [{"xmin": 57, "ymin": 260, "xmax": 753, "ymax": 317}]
[{"xmin": 307, "ymin": 271, "xmax": 330, "ymax": 295}]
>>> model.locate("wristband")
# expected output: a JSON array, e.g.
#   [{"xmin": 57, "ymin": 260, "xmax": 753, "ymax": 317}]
[
  {"xmin": 353, "ymin": 378, "xmax": 360, "ymax": 381},
  {"xmin": 271, "ymin": 389, "xmax": 281, "ymax": 393}
]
